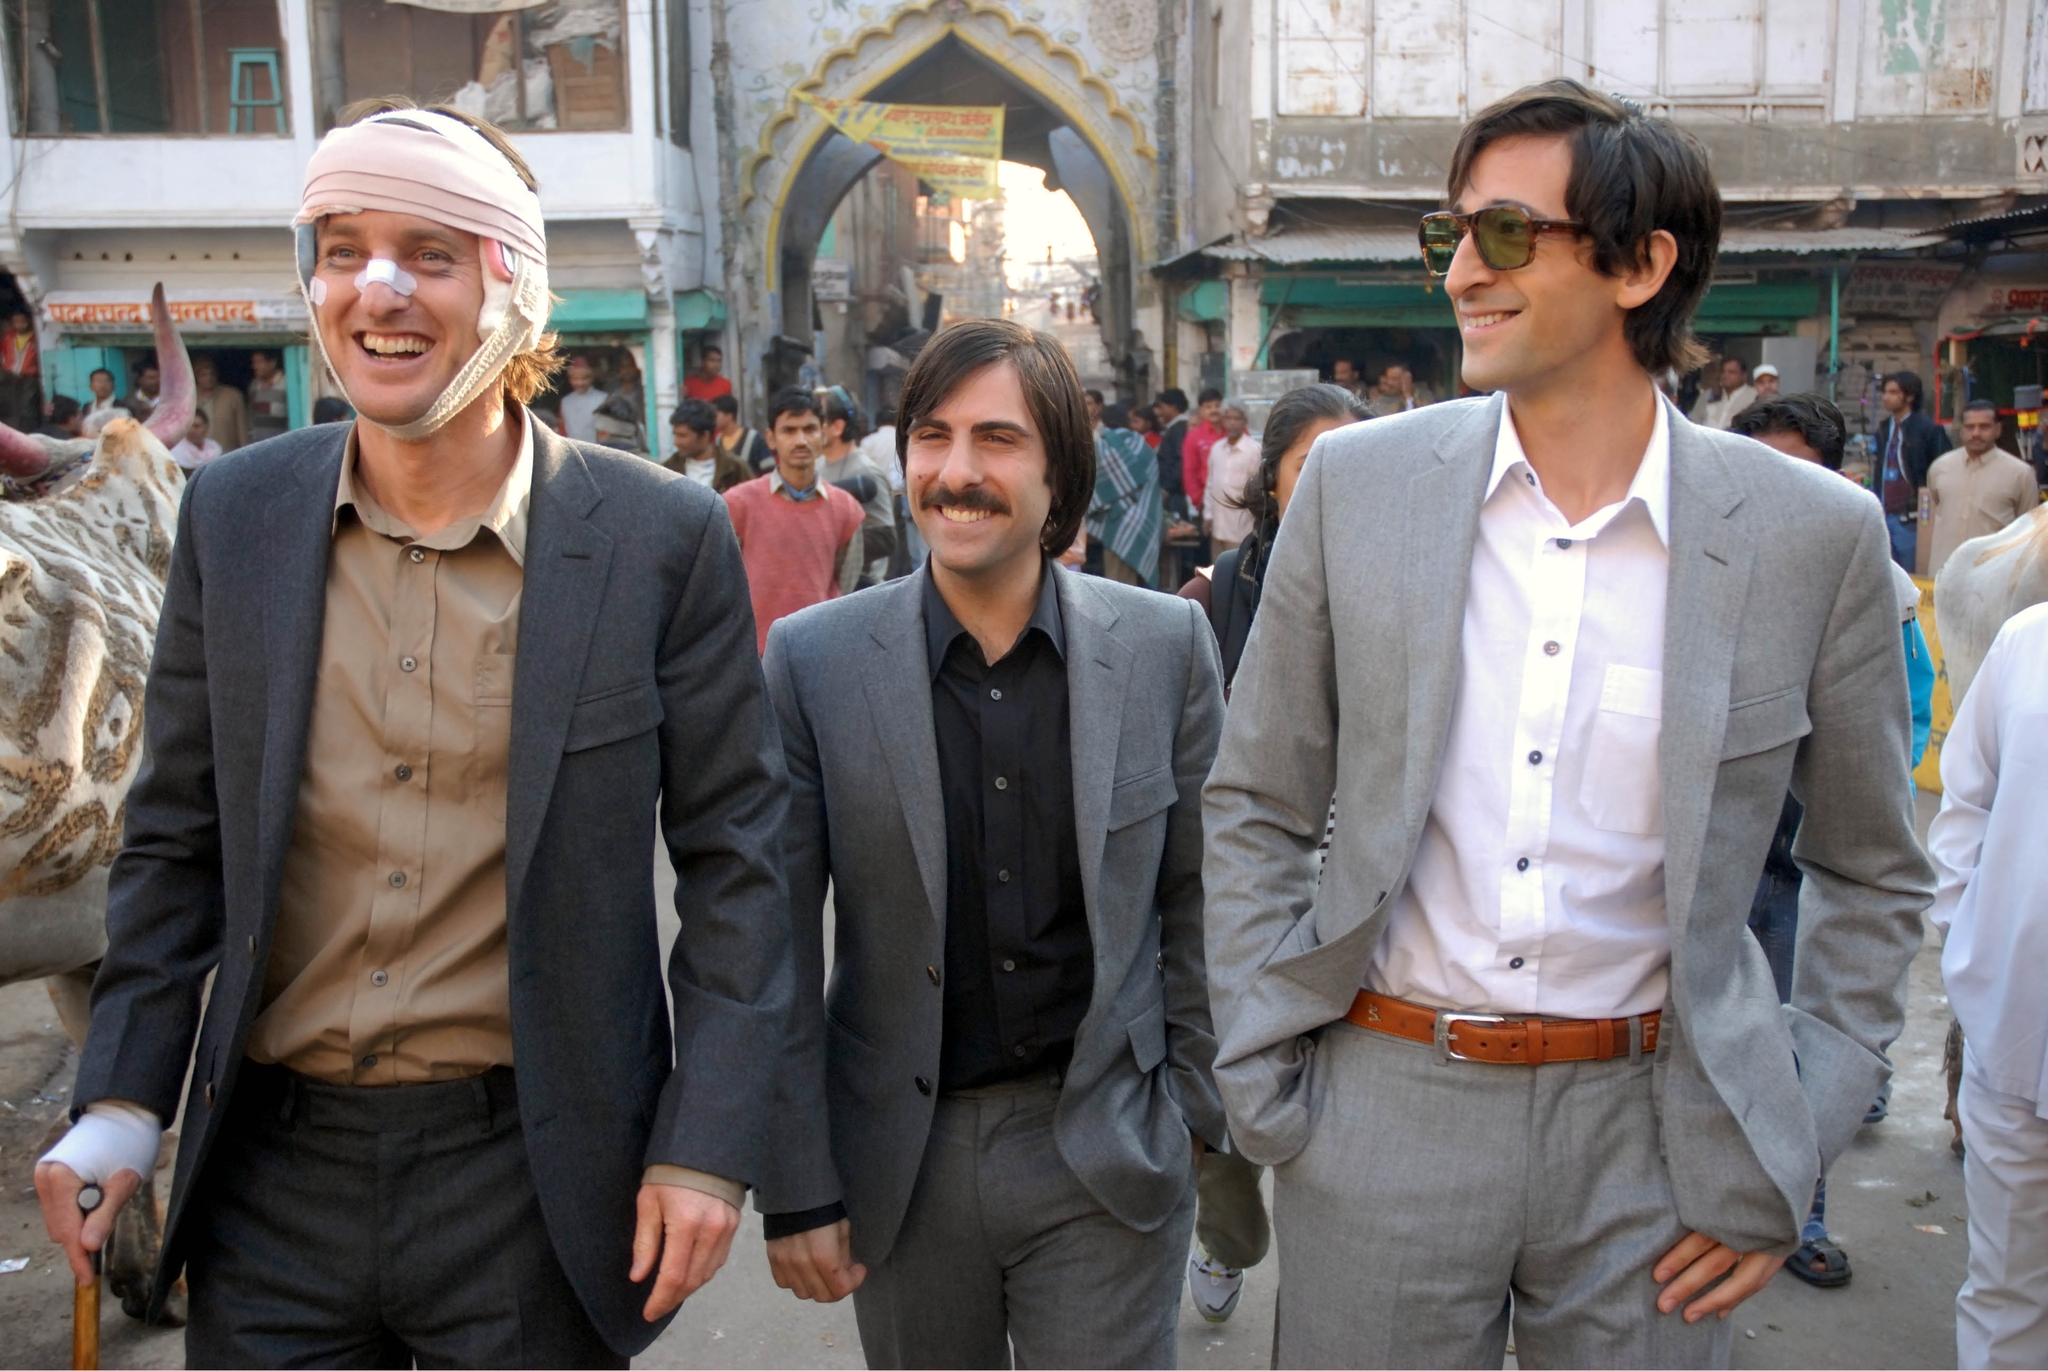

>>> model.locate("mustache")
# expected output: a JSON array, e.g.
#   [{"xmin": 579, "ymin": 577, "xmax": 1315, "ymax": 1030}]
[{"xmin": 920, "ymin": 485, "xmax": 1011, "ymax": 516}]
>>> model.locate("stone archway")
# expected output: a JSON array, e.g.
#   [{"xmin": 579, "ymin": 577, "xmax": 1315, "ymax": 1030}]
[{"xmin": 730, "ymin": 0, "xmax": 1157, "ymax": 402}]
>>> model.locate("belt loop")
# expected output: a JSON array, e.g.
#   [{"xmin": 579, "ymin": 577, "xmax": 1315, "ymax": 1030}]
[
  {"xmin": 1628, "ymin": 1015, "xmax": 1644, "ymax": 1064},
  {"xmin": 1521, "ymin": 1018, "xmax": 1545, "ymax": 1067},
  {"xmin": 1595, "ymin": 1017, "xmax": 1614, "ymax": 1061},
  {"xmin": 471, "ymin": 1075, "xmax": 492, "ymax": 1135}
]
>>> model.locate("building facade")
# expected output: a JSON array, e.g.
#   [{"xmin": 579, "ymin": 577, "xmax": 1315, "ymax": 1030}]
[{"xmin": 0, "ymin": 0, "xmax": 724, "ymax": 452}]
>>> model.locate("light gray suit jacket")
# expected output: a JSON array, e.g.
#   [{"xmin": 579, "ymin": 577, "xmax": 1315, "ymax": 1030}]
[
  {"xmin": 1203, "ymin": 395, "xmax": 1935, "ymax": 1253},
  {"xmin": 759, "ymin": 565, "xmax": 1229, "ymax": 1264}
]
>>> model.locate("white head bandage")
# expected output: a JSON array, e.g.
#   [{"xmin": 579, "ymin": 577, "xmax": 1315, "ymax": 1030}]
[{"xmin": 294, "ymin": 109, "xmax": 550, "ymax": 441}]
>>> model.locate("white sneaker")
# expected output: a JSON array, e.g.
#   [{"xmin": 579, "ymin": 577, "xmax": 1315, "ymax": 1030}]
[{"xmin": 1188, "ymin": 1246, "xmax": 1245, "ymax": 1323}]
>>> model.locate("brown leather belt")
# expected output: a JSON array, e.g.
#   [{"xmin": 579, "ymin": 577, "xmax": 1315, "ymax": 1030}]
[{"xmin": 1345, "ymin": 990, "xmax": 1660, "ymax": 1065}]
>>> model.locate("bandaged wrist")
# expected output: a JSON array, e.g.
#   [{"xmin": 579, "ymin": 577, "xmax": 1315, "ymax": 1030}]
[{"xmin": 40, "ymin": 1101, "xmax": 163, "ymax": 1185}]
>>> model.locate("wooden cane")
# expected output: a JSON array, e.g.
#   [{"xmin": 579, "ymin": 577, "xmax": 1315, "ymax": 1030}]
[{"xmin": 73, "ymin": 1183, "xmax": 102, "ymax": 1371}]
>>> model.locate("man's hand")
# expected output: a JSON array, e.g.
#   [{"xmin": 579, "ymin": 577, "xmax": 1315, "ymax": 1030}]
[
  {"xmin": 766, "ymin": 1218, "xmax": 866, "ymax": 1303},
  {"xmin": 1653, "ymin": 1231, "xmax": 1780, "ymax": 1322},
  {"xmin": 630, "ymin": 1184, "xmax": 740, "ymax": 1321},
  {"xmin": 34, "ymin": 1161, "xmax": 142, "ymax": 1288}
]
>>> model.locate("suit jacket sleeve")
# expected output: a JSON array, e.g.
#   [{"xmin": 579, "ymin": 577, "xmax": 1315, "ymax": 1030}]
[
  {"xmin": 1785, "ymin": 501, "xmax": 1936, "ymax": 1167},
  {"xmin": 645, "ymin": 494, "xmax": 796, "ymax": 1183},
  {"xmin": 1200, "ymin": 446, "xmax": 1343, "ymax": 1165},
  {"xmin": 74, "ymin": 466, "xmax": 225, "ymax": 1122},
  {"xmin": 751, "ymin": 622, "xmax": 843, "ymax": 1216},
  {"xmin": 1161, "ymin": 599, "xmax": 1229, "ymax": 1150}
]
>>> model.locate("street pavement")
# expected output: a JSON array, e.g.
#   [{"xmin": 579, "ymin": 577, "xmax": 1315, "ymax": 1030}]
[{"xmin": 0, "ymin": 793, "xmax": 1967, "ymax": 1368}]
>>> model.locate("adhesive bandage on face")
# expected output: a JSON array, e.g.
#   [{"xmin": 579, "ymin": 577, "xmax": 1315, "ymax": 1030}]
[{"xmin": 356, "ymin": 258, "xmax": 419, "ymax": 297}]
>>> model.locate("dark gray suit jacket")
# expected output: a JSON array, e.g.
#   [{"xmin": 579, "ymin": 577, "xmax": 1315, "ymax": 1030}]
[
  {"xmin": 757, "ymin": 566, "xmax": 1229, "ymax": 1265},
  {"xmin": 73, "ymin": 417, "xmax": 792, "ymax": 1355}
]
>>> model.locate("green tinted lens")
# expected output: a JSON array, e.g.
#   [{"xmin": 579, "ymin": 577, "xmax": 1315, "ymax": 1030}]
[
  {"xmin": 1419, "ymin": 216, "xmax": 1461, "ymax": 274},
  {"xmin": 1473, "ymin": 207, "xmax": 1536, "ymax": 269}
]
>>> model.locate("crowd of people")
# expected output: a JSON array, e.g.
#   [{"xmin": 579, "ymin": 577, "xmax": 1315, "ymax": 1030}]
[{"xmin": 23, "ymin": 81, "xmax": 2048, "ymax": 1371}]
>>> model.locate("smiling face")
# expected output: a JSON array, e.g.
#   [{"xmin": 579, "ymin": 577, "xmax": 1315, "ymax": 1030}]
[
  {"xmin": 905, "ymin": 361, "xmax": 1053, "ymax": 583},
  {"xmin": 1447, "ymin": 135, "xmax": 1673, "ymax": 398},
  {"xmin": 311, "ymin": 209, "xmax": 488, "ymax": 430}
]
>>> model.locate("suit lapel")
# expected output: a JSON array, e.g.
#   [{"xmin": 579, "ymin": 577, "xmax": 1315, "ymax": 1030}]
[
  {"xmin": 255, "ymin": 430, "xmax": 348, "ymax": 923},
  {"xmin": 1658, "ymin": 405, "xmax": 1752, "ymax": 943},
  {"xmin": 859, "ymin": 574, "xmax": 948, "ymax": 930},
  {"xmin": 505, "ymin": 426, "xmax": 614, "ymax": 911},
  {"xmin": 1058, "ymin": 566, "xmax": 1131, "ymax": 946}
]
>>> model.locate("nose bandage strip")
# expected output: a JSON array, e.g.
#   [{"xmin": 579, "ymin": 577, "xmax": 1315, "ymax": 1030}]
[{"xmin": 357, "ymin": 258, "xmax": 419, "ymax": 295}]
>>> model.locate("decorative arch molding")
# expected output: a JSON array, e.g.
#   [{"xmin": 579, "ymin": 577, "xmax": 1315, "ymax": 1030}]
[{"xmin": 742, "ymin": 0, "xmax": 1157, "ymax": 286}]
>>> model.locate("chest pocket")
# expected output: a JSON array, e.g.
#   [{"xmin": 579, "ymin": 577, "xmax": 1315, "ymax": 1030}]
[
  {"xmin": 1720, "ymin": 687, "xmax": 1811, "ymax": 761},
  {"xmin": 1108, "ymin": 764, "xmax": 1179, "ymax": 832},
  {"xmin": 1580, "ymin": 664, "xmax": 1664, "ymax": 836},
  {"xmin": 471, "ymin": 654, "xmax": 516, "ymax": 815},
  {"xmin": 565, "ymin": 679, "xmax": 664, "ymax": 753}
]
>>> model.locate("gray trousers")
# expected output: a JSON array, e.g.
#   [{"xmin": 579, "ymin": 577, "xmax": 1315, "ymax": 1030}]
[
  {"xmin": 182, "ymin": 1063, "xmax": 621, "ymax": 1369},
  {"xmin": 852, "ymin": 1075, "xmax": 1195, "ymax": 1369},
  {"xmin": 1195, "ymin": 1147, "xmax": 1269, "ymax": 1270},
  {"xmin": 1272, "ymin": 1022, "xmax": 1732, "ymax": 1370}
]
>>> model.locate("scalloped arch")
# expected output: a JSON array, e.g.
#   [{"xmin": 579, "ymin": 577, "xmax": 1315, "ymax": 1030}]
[{"xmin": 738, "ymin": 0, "xmax": 1156, "ymax": 231}]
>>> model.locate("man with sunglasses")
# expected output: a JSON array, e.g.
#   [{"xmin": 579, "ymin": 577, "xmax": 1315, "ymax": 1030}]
[{"xmin": 1204, "ymin": 80, "xmax": 1931, "ymax": 1368}]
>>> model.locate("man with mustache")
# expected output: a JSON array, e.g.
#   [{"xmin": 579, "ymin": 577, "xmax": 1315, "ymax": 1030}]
[{"xmin": 755, "ymin": 318, "xmax": 1227, "ymax": 1367}]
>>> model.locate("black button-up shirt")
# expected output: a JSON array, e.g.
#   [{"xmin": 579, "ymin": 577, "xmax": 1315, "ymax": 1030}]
[{"xmin": 924, "ymin": 566, "xmax": 1092, "ymax": 1092}]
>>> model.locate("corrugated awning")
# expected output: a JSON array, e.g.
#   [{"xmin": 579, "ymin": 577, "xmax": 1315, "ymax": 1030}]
[
  {"xmin": 1163, "ymin": 223, "xmax": 1943, "ymax": 271},
  {"xmin": 1719, "ymin": 227, "xmax": 1943, "ymax": 254}
]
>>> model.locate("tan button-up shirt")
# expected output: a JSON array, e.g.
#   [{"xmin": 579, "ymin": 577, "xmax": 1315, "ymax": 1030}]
[
  {"xmin": 243, "ymin": 414, "xmax": 741, "ymax": 1209},
  {"xmin": 1926, "ymin": 445, "xmax": 2042, "ymax": 577}
]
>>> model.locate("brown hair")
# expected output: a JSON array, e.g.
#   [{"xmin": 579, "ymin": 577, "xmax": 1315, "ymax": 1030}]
[
  {"xmin": 896, "ymin": 318, "xmax": 1095, "ymax": 560},
  {"xmin": 1447, "ymin": 79, "xmax": 1720, "ymax": 376},
  {"xmin": 329, "ymin": 97, "xmax": 562, "ymax": 401}
]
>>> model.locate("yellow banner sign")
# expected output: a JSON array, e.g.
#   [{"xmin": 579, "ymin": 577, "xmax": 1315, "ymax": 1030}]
[{"xmin": 797, "ymin": 94, "xmax": 1004, "ymax": 198}]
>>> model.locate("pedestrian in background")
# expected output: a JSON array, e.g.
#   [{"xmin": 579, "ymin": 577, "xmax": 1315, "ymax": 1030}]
[
  {"xmin": 1183, "ymin": 386, "xmax": 1224, "ymax": 516},
  {"xmin": 122, "ymin": 361, "xmax": 162, "ymax": 422},
  {"xmin": 556, "ymin": 354, "xmax": 608, "ymax": 443},
  {"xmin": 84, "ymin": 366, "xmax": 123, "ymax": 423},
  {"xmin": 168, "ymin": 407, "xmax": 222, "ymax": 471},
  {"xmin": 1925, "ymin": 398, "xmax": 2040, "ymax": 578},
  {"xmin": 685, "ymin": 342, "xmax": 733, "ymax": 400},
  {"xmin": 758, "ymin": 317, "xmax": 1225, "ymax": 1369},
  {"xmin": 724, "ymin": 387, "xmax": 865, "ymax": 653},
  {"xmin": 1731, "ymin": 392, "xmax": 1934, "ymax": 1291},
  {"xmin": 1202, "ymin": 401, "xmax": 1261, "ymax": 554},
  {"xmin": 1331, "ymin": 357, "xmax": 1368, "ymax": 400},
  {"xmin": 1128, "ymin": 404, "xmax": 1159, "ymax": 447},
  {"xmin": 1152, "ymin": 387, "xmax": 1190, "ymax": 515},
  {"xmin": 247, "ymin": 348, "xmax": 289, "ymax": 441},
  {"xmin": 713, "ymin": 392, "xmax": 774, "ymax": 473},
  {"xmin": 665, "ymin": 397, "xmax": 749, "ymax": 492},
  {"xmin": 1689, "ymin": 354, "xmax": 1755, "ymax": 429},
  {"xmin": 37, "ymin": 393, "xmax": 82, "ymax": 439},
  {"xmin": 1871, "ymin": 370, "xmax": 1946, "ymax": 571},
  {"xmin": 819, "ymin": 388, "xmax": 896, "ymax": 586},
  {"xmin": 0, "ymin": 310, "xmax": 41, "ymax": 431},
  {"xmin": 1750, "ymin": 362, "xmax": 1781, "ymax": 401},
  {"xmin": 1093, "ymin": 400, "xmax": 1162, "ymax": 588},
  {"xmin": 194, "ymin": 354, "xmax": 249, "ymax": 452},
  {"xmin": 1929, "ymin": 601, "xmax": 2048, "ymax": 1370},
  {"xmin": 1366, "ymin": 362, "xmax": 1431, "ymax": 416},
  {"xmin": 1176, "ymin": 381, "xmax": 1365, "ymax": 1326},
  {"xmin": 36, "ymin": 101, "xmax": 792, "ymax": 1366},
  {"xmin": 1203, "ymin": 81, "xmax": 1931, "ymax": 1367}
]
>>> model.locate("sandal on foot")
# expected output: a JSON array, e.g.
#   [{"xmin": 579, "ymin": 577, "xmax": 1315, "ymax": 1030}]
[{"xmin": 1785, "ymin": 1238, "xmax": 1851, "ymax": 1288}]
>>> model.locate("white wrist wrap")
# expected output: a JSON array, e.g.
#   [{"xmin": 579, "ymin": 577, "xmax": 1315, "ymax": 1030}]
[{"xmin": 41, "ymin": 1101, "xmax": 163, "ymax": 1184}]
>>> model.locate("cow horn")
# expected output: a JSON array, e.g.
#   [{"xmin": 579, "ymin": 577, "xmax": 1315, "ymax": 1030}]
[
  {"xmin": 143, "ymin": 283, "xmax": 196, "ymax": 447},
  {"xmin": 0, "ymin": 416, "xmax": 51, "ymax": 480}
]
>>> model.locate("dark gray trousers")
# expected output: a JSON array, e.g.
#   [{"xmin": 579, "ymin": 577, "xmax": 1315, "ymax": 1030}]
[
  {"xmin": 852, "ymin": 1075, "xmax": 1195, "ymax": 1369},
  {"xmin": 182, "ymin": 1063, "xmax": 622, "ymax": 1369}
]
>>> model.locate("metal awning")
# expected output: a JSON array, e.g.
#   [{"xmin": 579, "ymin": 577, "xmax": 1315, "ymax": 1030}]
[{"xmin": 1718, "ymin": 227, "xmax": 1942, "ymax": 254}]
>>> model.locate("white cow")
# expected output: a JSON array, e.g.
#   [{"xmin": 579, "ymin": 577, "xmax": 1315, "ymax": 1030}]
[
  {"xmin": 0, "ymin": 286, "xmax": 191, "ymax": 1319},
  {"xmin": 1934, "ymin": 501, "xmax": 2048, "ymax": 706}
]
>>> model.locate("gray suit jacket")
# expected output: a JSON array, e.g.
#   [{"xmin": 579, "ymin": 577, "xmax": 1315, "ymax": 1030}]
[
  {"xmin": 1203, "ymin": 395, "xmax": 1934, "ymax": 1253},
  {"xmin": 758, "ymin": 565, "xmax": 1228, "ymax": 1264},
  {"xmin": 74, "ymin": 418, "xmax": 792, "ymax": 1355}
]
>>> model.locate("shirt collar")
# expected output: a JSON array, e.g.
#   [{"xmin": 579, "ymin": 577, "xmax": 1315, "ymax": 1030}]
[
  {"xmin": 333, "ymin": 405, "xmax": 534, "ymax": 566},
  {"xmin": 769, "ymin": 467, "xmax": 825, "ymax": 501},
  {"xmin": 1486, "ymin": 389, "xmax": 1671, "ymax": 547},
  {"xmin": 921, "ymin": 560, "xmax": 1066, "ymax": 680}
]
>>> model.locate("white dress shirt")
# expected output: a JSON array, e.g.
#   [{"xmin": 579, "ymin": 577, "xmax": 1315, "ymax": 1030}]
[
  {"xmin": 1205, "ymin": 434, "xmax": 1262, "ymax": 545},
  {"xmin": 1928, "ymin": 601, "xmax": 2048, "ymax": 1116},
  {"xmin": 1368, "ymin": 395, "xmax": 1673, "ymax": 1018}
]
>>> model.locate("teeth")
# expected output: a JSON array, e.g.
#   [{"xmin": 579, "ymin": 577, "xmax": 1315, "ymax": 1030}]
[
  {"xmin": 362, "ymin": 334, "xmax": 430, "ymax": 355},
  {"xmin": 938, "ymin": 507, "xmax": 993, "ymax": 523},
  {"xmin": 1461, "ymin": 312, "xmax": 1513, "ymax": 330}
]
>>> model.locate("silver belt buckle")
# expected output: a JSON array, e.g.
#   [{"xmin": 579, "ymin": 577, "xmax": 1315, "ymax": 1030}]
[{"xmin": 1434, "ymin": 1010, "xmax": 1508, "ymax": 1063}]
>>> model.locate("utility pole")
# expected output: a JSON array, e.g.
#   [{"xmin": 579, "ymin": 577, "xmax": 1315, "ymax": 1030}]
[{"xmin": 707, "ymin": 0, "xmax": 751, "ymax": 411}]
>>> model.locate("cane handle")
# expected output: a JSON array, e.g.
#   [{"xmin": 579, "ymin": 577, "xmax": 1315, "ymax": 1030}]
[{"xmin": 73, "ymin": 1183, "xmax": 103, "ymax": 1370}]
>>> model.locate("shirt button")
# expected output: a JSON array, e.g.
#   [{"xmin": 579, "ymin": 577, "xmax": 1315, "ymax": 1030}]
[
  {"xmin": 1002, "ymin": 958, "xmax": 1017, "ymax": 972},
  {"xmin": 400, "ymin": 655, "xmax": 417, "ymax": 672},
  {"xmin": 1528, "ymin": 749, "xmax": 1543, "ymax": 765},
  {"xmin": 361, "ymin": 1054, "xmax": 378, "ymax": 1068},
  {"xmin": 994, "ymin": 776, "xmax": 1009, "ymax": 791},
  {"xmin": 1516, "ymin": 857, "xmax": 1530, "ymax": 872},
  {"xmin": 370, "ymin": 970, "xmax": 388, "ymax": 987},
  {"xmin": 915, "ymin": 1076, "xmax": 932, "ymax": 1095},
  {"xmin": 1555, "ymin": 537, "xmax": 1572, "ymax": 550},
  {"xmin": 1509, "ymin": 957, "xmax": 1526, "ymax": 970},
  {"xmin": 1543, "ymin": 640, "xmax": 1560, "ymax": 656},
  {"xmin": 926, "ymin": 965, "xmax": 940, "ymax": 985},
  {"xmin": 998, "ymin": 868, "xmax": 1011, "ymax": 883},
  {"xmin": 395, "ymin": 763, "xmax": 413, "ymax": 782},
  {"xmin": 388, "ymin": 870, "xmax": 406, "ymax": 888},
  {"xmin": 990, "ymin": 688, "xmax": 1002, "ymax": 701},
  {"xmin": 408, "ymin": 547, "xmax": 425, "ymax": 563},
  {"xmin": 1012, "ymin": 1044, "xmax": 1028, "ymax": 1058}
]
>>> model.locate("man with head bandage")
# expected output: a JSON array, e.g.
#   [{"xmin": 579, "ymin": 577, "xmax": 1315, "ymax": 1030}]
[{"xmin": 36, "ymin": 101, "xmax": 793, "ymax": 1368}]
